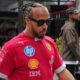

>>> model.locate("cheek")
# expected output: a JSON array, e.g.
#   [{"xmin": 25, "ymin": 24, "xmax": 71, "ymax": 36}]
[
  {"xmin": 74, "ymin": 15, "xmax": 78, "ymax": 18},
  {"xmin": 75, "ymin": 16, "xmax": 78, "ymax": 19},
  {"xmin": 35, "ymin": 27, "xmax": 41, "ymax": 33},
  {"xmin": 32, "ymin": 24, "xmax": 40, "ymax": 32}
]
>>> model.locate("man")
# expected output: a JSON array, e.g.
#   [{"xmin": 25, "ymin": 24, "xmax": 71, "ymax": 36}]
[
  {"xmin": 0, "ymin": 2, "xmax": 75, "ymax": 80},
  {"xmin": 61, "ymin": 7, "xmax": 80, "ymax": 61}
]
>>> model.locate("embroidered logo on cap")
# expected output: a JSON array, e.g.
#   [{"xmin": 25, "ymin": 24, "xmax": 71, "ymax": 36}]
[{"xmin": 24, "ymin": 46, "xmax": 35, "ymax": 57}]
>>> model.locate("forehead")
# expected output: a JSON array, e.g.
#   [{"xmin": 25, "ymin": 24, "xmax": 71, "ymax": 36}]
[
  {"xmin": 73, "ymin": 11, "xmax": 78, "ymax": 15},
  {"xmin": 72, "ymin": 9, "xmax": 79, "ymax": 14},
  {"xmin": 32, "ymin": 7, "xmax": 50, "ymax": 18}
]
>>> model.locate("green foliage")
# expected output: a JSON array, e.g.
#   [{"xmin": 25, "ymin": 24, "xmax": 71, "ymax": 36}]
[{"xmin": 54, "ymin": 36, "xmax": 62, "ymax": 52}]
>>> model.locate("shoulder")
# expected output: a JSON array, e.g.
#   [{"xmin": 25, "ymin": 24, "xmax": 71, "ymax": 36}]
[
  {"xmin": 2, "ymin": 32, "xmax": 24, "ymax": 49},
  {"xmin": 2, "ymin": 37, "xmax": 18, "ymax": 50},
  {"xmin": 62, "ymin": 21, "xmax": 74, "ymax": 31},
  {"xmin": 44, "ymin": 36, "xmax": 56, "ymax": 46},
  {"xmin": 62, "ymin": 24, "xmax": 75, "ymax": 35},
  {"xmin": 44, "ymin": 36, "xmax": 54, "ymax": 42}
]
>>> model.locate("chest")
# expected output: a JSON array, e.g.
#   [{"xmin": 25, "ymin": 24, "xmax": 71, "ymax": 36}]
[{"xmin": 13, "ymin": 41, "xmax": 55, "ymax": 69}]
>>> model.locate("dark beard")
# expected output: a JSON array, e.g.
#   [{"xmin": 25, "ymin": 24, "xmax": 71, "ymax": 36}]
[
  {"xmin": 72, "ymin": 18, "xmax": 78, "ymax": 22},
  {"xmin": 30, "ymin": 24, "xmax": 45, "ymax": 39},
  {"xmin": 32, "ymin": 29, "xmax": 44, "ymax": 39}
]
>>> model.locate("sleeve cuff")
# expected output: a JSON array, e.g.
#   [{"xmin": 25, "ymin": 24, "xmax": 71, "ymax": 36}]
[
  {"xmin": 0, "ymin": 73, "xmax": 8, "ymax": 79},
  {"xmin": 55, "ymin": 62, "xmax": 66, "ymax": 73}
]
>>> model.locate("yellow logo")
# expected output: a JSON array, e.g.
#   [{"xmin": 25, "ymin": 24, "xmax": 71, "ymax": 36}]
[
  {"xmin": 28, "ymin": 59, "xmax": 39, "ymax": 69},
  {"xmin": 46, "ymin": 43, "xmax": 51, "ymax": 51}
]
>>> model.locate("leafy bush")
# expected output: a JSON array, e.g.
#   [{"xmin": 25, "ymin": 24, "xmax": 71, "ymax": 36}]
[{"xmin": 54, "ymin": 36, "xmax": 62, "ymax": 52}]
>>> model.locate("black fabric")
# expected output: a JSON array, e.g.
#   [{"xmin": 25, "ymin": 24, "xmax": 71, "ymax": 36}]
[{"xmin": 75, "ymin": 20, "xmax": 80, "ymax": 36}]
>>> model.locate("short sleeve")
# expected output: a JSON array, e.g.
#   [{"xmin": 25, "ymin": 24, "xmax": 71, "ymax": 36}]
[
  {"xmin": 52, "ymin": 42, "xmax": 66, "ymax": 73},
  {"xmin": 0, "ymin": 44, "xmax": 14, "ymax": 79}
]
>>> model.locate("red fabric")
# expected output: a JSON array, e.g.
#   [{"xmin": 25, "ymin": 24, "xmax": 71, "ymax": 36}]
[{"xmin": 0, "ymin": 32, "xmax": 64, "ymax": 80}]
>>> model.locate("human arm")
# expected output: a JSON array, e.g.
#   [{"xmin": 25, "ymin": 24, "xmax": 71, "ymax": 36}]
[
  {"xmin": 57, "ymin": 68, "xmax": 75, "ymax": 80},
  {"xmin": 52, "ymin": 38, "xmax": 75, "ymax": 80},
  {"xmin": 0, "ymin": 44, "xmax": 14, "ymax": 80}
]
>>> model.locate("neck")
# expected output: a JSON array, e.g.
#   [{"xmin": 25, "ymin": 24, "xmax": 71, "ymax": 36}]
[
  {"xmin": 69, "ymin": 18, "xmax": 75, "ymax": 23},
  {"xmin": 23, "ymin": 28, "xmax": 34, "ymax": 38},
  {"xmin": 23, "ymin": 29, "xmax": 41, "ymax": 41}
]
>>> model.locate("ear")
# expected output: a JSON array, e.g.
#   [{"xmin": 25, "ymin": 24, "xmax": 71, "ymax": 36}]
[{"xmin": 24, "ymin": 17, "xmax": 31, "ymax": 25}]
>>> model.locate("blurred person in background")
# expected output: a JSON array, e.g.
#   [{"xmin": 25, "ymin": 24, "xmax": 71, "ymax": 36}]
[
  {"xmin": 61, "ymin": 7, "xmax": 80, "ymax": 61},
  {"xmin": 0, "ymin": 2, "xmax": 75, "ymax": 80}
]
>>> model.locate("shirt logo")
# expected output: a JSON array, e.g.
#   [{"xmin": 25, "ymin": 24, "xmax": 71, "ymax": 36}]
[
  {"xmin": 46, "ymin": 43, "xmax": 51, "ymax": 51},
  {"xmin": 28, "ymin": 59, "xmax": 39, "ymax": 69},
  {"xmin": 29, "ymin": 70, "xmax": 41, "ymax": 77},
  {"xmin": 24, "ymin": 46, "xmax": 35, "ymax": 57}
]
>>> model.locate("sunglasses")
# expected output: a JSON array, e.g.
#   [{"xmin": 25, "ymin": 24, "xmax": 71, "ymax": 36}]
[{"xmin": 29, "ymin": 17, "xmax": 52, "ymax": 26}]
